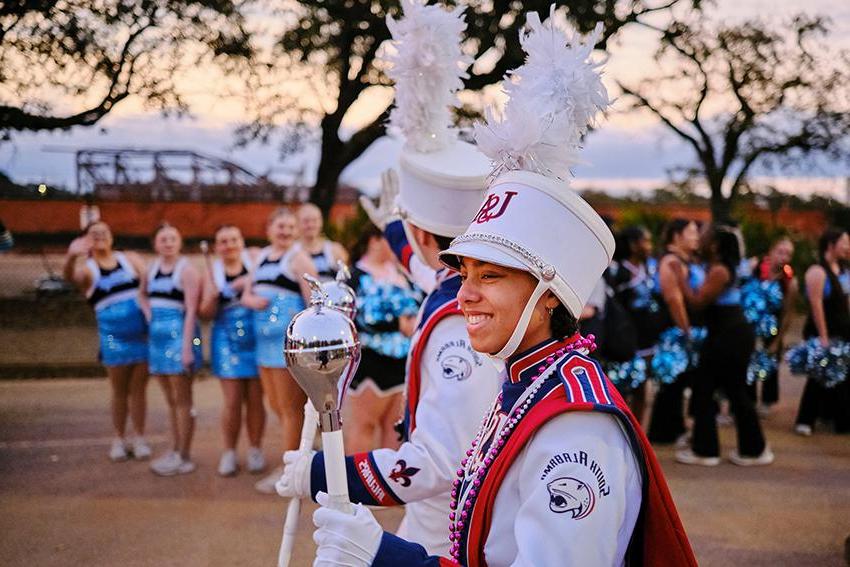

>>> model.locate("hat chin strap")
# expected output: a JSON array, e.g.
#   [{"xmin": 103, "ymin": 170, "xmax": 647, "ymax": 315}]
[{"xmin": 492, "ymin": 279, "xmax": 549, "ymax": 360}]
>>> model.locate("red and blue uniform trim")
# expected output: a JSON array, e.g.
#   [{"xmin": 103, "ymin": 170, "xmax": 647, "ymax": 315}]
[
  {"xmin": 308, "ymin": 271, "xmax": 462, "ymax": 506},
  {"xmin": 370, "ymin": 342, "xmax": 697, "ymax": 567},
  {"xmin": 310, "ymin": 451, "xmax": 403, "ymax": 507},
  {"xmin": 385, "ymin": 219, "xmax": 414, "ymax": 272}
]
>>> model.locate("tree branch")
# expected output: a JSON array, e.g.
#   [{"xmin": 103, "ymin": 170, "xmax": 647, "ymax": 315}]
[{"xmin": 618, "ymin": 82, "xmax": 705, "ymax": 156}]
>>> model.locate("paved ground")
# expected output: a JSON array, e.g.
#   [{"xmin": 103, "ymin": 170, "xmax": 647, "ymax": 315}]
[{"xmin": 0, "ymin": 371, "xmax": 848, "ymax": 566}]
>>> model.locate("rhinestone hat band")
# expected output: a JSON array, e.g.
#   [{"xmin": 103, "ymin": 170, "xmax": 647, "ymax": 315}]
[{"xmin": 449, "ymin": 232, "xmax": 556, "ymax": 281}]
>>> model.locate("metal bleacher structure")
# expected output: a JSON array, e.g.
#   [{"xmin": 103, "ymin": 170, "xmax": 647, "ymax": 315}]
[{"xmin": 74, "ymin": 148, "xmax": 317, "ymax": 203}]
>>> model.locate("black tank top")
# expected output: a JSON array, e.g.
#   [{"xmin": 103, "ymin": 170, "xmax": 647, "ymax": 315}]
[{"xmin": 804, "ymin": 263, "xmax": 850, "ymax": 340}]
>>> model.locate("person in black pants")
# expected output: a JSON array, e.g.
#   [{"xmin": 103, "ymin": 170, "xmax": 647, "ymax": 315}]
[
  {"xmin": 610, "ymin": 226, "xmax": 665, "ymax": 421},
  {"xmin": 647, "ymin": 218, "xmax": 703, "ymax": 444},
  {"xmin": 676, "ymin": 224, "xmax": 772, "ymax": 466},
  {"xmin": 795, "ymin": 227, "xmax": 850, "ymax": 436},
  {"xmin": 744, "ymin": 236, "xmax": 798, "ymax": 413}
]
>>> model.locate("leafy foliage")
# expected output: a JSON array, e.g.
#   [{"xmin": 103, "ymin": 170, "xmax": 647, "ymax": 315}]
[
  {"xmin": 243, "ymin": 0, "xmax": 700, "ymax": 213},
  {"xmin": 619, "ymin": 14, "xmax": 850, "ymax": 221},
  {"xmin": 0, "ymin": 0, "xmax": 253, "ymax": 135}
]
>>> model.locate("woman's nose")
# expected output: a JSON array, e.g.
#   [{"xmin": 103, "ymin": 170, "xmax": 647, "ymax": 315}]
[{"xmin": 457, "ymin": 279, "xmax": 480, "ymax": 305}]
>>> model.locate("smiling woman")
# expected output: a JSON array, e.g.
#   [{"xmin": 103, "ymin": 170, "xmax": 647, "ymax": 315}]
[
  {"xmin": 456, "ymin": 259, "xmax": 565, "ymax": 356},
  {"xmin": 309, "ymin": 9, "xmax": 697, "ymax": 567}
]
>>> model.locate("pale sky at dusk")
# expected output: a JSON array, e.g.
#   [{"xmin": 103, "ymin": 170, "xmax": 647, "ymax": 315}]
[{"xmin": 2, "ymin": 0, "xmax": 848, "ymax": 197}]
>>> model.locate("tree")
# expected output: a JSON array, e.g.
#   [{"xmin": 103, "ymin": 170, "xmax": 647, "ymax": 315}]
[
  {"xmin": 242, "ymin": 0, "xmax": 700, "ymax": 214},
  {"xmin": 0, "ymin": 0, "xmax": 252, "ymax": 135},
  {"xmin": 618, "ymin": 15, "xmax": 850, "ymax": 221}
]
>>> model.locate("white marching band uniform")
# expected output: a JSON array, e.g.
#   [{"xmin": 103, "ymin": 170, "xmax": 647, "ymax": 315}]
[
  {"xmin": 308, "ymin": 4, "xmax": 697, "ymax": 567},
  {"xmin": 278, "ymin": 0, "xmax": 500, "ymax": 556}
]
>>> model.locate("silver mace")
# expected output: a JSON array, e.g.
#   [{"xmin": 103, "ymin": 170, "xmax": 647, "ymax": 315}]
[{"xmin": 277, "ymin": 274, "xmax": 360, "ymax": 567}]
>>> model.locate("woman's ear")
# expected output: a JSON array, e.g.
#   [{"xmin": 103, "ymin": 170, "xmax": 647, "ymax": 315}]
[{"xmin": 544, "ymin": 291, "xmax": 560, "ymax": 310}]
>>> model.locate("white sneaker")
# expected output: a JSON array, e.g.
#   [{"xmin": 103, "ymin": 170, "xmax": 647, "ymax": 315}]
[
  {"xmin": 151, "ymin": 451, "xmax": 183, "ymax": 476},
  {"xmin": 729, "ymin": 447, "xmax": 775, "ymax": 466},
  {"xmin": 131, "ymin": 437, "xmax": 152, "ymax": 460},
  {"xmin": 109, "ymin": 438, "xmax": 129, "ymax": 462},
  {"xmin": 674, "ymin": 432, "xmax": 692, "ymax": 450},
  {"xmin": 794, "ymin": 424, "xmax": 813, "ymax": 437},
  {"xmin": 177, "ymin": 459, "xmax": 196, "ymax": 475},
  {"xmin": 255, "ymin": 466, "xmax": 283, "ymax": 494},
  {"xmin": 716, "ymin": 413, "xmax": 734, "ymax": 427},
  {"xmin": 246, "ymin": 447, "xmax": 266, "ymax": 474},
  {"xmin": 218, "ymin": 450, "xmax": 239, "ymax": 477},
  {"xmin": 675, "ymin": 448, "xmax": 721, "ymax": 467}
]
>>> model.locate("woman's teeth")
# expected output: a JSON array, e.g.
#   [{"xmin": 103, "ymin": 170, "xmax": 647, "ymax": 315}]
[{"xmin": 466, "ymin": 314, "xmax": 491, "ymax": 325}]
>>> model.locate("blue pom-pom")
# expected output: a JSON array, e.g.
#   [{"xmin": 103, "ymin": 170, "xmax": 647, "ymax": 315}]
[
  {"xmin": 741, "ymin": 280, "xmax": 784, "ymax": 339},
  {"xmin": 650, "ymin": 327, "xmax": 707, "ymax": 384},
  {"xmin": 746, "ymin": 348, "xmax": 778, "ymax": 385},
  {"xmin": 785, "ymin": 338, "xmax": 850, "ymax": 388},
  {"xmin": 606, "ymin": 355, "xmax": 647, "ymax": 390}
]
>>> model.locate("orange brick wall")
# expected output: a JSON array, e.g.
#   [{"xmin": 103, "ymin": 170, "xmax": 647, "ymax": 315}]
[
  {"xmin": 0, "ymin": 200, "xmax": 358, "ymax": 240},
  {"xmin": 0, "ymin": 199, "xmax": 828, "ymax": 241}
]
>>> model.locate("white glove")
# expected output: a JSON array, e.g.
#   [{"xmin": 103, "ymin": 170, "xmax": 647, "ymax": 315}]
[
  {"xmin": 312, "ymin": 492, "xmax": 383, "ymax": 567},
  {"xmin": 358, "ymin": 169, "xmax": 400, "ymax": 230},
  {"xmin": 275, "ymin": 449, "xmax": 315, "ymax": 499}
]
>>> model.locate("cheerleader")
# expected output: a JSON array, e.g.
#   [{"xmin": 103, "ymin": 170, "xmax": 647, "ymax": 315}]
[
  {"xmin": 309, "ymin": 13, "xmax": 696, "ymax": 564},
  {"xmin": 609, "ymin": 225, "xmax": 664, "ymax": 420},
  {"xmin": 241, "ymin": 208, "xmax": 317, "ymax": 493},
  {"xmin": 62, "ymin": 221, "xmax": 151, "ymax": 462},
  {"xmin": 794, "ymin": 228, "xmax": 850, "ymax": 435},
  {"xmin": 344, "ymin": 226, "xmax": 422, "ymax": 453},
  {"xmin": 647, "ymin": 218, "xmax": 703, "ymax": 444},
  {"xmin": 144, "ymin": 223, "xmax": 203, "ymax": 476},
  {"xmin": 744, "ymin": 236, "xmax": 798, "ymax": 413},
  {"xmin": 294, "ymin": 203, "xmax": 349, "ymax": 280},
  {"xmin": 676, "ymin": 224, "xmax": 771, "ymax": 466},
  {"xmin": 198, "ymin": 225, "xmax": 266, "ymax": 477}
]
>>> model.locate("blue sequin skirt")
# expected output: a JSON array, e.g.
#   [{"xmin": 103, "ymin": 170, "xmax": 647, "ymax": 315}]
[
  {"xmin": 212, "ymin": 305, "xmax": 258, "ymax": 379},
  {"xmin": 96, "ymin": 298, "xmax": 148, "ymax": 367},
  {"xmin": 148, "ymin": 306, "xmax": 202, "ymax": 375},
  {"xmin": 253, "ymin": 290, "xmax": 305, "ymax": 368}
]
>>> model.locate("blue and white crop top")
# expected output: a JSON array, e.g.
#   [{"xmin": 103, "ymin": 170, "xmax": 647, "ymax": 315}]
[
  {"xmin": 252, "ymin": 247, "xmax": 301, "ymax": 295},
  {"xmin": 295, "ymin": 241, "xmax": 336, "ymax": 281},
  {"xmin": 86, "ymin": 252, "xmax": 140, "ymax": 311},
  {"xmin": 214, "ymin": 253, "xmax": 251, "ymax": 309},
  {"xmin": 147, "ymin": 257, "xmax": 188, "ymax": 310}
]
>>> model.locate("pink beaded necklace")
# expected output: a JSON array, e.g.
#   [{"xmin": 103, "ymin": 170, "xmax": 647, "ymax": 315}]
[{"xmin": 447, "ymin": 334, "xmax": 597, "ymax": 560}]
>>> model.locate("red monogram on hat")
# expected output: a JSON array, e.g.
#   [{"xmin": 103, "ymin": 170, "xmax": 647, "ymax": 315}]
[{"xmin": 473, "ymin": 191, "xmax": 518, "ymax": 224}]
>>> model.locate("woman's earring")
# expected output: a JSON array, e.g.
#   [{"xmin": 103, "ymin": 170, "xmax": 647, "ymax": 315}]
[{"xmin": 546, "ymin": 306, "xmax": 554, "ymax": 317}]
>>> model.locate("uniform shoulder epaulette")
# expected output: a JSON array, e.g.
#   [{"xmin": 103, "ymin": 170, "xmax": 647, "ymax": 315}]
[{"xmin": 554, "ymin": 351, "xmax": 618, "ymax": 407}]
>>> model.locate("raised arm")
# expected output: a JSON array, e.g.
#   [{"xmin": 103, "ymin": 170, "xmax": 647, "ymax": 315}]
[
  {"xmin": 680, "ymin": 264, "xmax": 731, "ymax": 311},
  {"xmin": 62, "ymin": 236, "xmax": 93, "ymax": 293}
]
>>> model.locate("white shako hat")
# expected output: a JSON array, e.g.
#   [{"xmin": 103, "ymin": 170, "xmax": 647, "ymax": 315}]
[
  {"xmin": 383, "ymin": 0, "xmax": 491, "ymax": 239},
  {"xmin": 440, "ymin": 6, "xmax": 615, "ymax": 359}
]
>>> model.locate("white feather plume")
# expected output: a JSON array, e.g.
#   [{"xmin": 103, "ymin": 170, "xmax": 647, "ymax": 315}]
[
  {"xmin": 383, "ymin": 0, "xmax": 471, "ymax": 153},
  {"xmin": 474, "ymin": 5, "xmax": 609, "ymax": 179}
]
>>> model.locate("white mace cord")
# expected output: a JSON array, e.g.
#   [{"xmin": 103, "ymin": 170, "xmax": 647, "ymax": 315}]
[
  {"xmin": 384, "ymin": 0, "xmax": 472, "ymax": 153},
  {"xmin": 474, "ymin": 5, "xmax": 609, "ymax": 180}
]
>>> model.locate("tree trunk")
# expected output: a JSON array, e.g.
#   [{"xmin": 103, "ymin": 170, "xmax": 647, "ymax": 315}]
[
  {"xmin": 309, "ymin": 117, "xmax": 346, "ymax": 216},
  {"xmin": 709, "ymin": 183, "xmax": 733, "ymax": 223}
]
